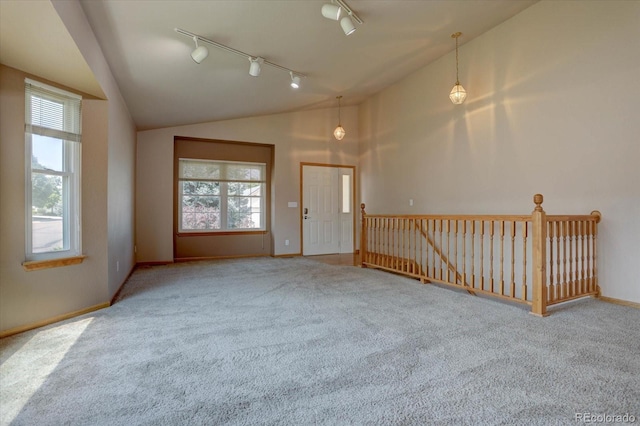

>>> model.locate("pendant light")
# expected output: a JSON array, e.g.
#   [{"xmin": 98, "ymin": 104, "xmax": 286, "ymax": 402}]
[
  {"xmin": 449, "ymin": 32, "xmax": 467, "ymax": 105},
  {"xmin": 333, "ymin": 96, "xmax": 346, "ymax": 140}
]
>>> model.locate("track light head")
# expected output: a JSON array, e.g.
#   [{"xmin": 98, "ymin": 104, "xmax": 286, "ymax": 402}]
[
  {"xmin": 290, "ymin": 72, "xmax": 301, "ymax": 89},
  {"xmin": 321, "ymin": 3, "xmax": 342, "ymax": 21},
  {"xmin": 249, "ymin": 57, "xmax": 264, "ymax": 77},
  {"xmin": 340, "ymin": 16, "xmax": 356, "ymax": 36},
  {"xmin": 190, "ymin": 37, "xmax": 209, "ymax": 63}
]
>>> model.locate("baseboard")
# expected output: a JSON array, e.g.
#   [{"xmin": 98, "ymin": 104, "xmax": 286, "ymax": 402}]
[
  {"xmin": 136, "ymin": 260, "xmax": 174, "ymax": 267},
  {"xmin": 110, "ymin": 265, "xmax": 137, "ymax": 305},
  {"xmin": 0, "ymin": 302, "xmax": 110, "ymax": 339},
  {"xmin": 174, "ymin": 254, "xmax": 270, "ymax": 262},
  {"xmin": 597, "ymin": 296, "xmax": 640, "ymax": 309},
  {"xmin": 272, "ymin": 253, "xmax": 302, "ymax": 258}
]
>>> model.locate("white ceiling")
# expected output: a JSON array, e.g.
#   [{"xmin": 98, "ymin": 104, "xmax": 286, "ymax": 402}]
[{"xmin": 2, "ymin": 1, "xmax": 538, "ymax": 131}]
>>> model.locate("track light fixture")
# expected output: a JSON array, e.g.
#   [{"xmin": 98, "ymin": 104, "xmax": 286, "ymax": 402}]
[
  {"xmin": 321, "ymin": 0, "xmax": 363, "ymax": 35},
  {"xmin": 333, "ymin": 96, "xmax": 346, "ymax": 141},
  {"xmin": 290, "ymin": 72, "xmax": 301, "ymax": 89},
  {"xmin": 321, "ymin": 3, "xmax": 342, "ymax": 20},
  {"xmin": 190, "ymin": 36, "xmax": 209, "ymax": 64},
  {"xmin": 249, "ymin": 57, "xmax": 263, "ymax": 77},
  {"xmin": 449, "ymin": 32, "xmax": 467, "ymax": 105},
  {"xmin": 175, "ymin": 28, "xmax": 305, "ymax": 88}
]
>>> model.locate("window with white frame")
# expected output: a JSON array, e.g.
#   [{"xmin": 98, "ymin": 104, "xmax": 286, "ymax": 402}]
[
  {"xmin": 178, "ymin": 159, "xmax": 265, "ymax": 232},
  {"xmin": 25, "ymin": 79, "xmax": 82, "ymax": 260}
]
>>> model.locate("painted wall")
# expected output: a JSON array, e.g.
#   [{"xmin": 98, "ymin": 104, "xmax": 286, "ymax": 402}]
[
  {"xmin": 0, "ymin": 65, "xmax": 110, "ymax": 332},
  {"xmin": 0, "ymin": 0, "xmax": 136, "ymax": 334},
  {"xmin": 358, "ymin": 1, "xmax": 640, "ymax": 303},
  {"xmin": 52, "ymin": 0, "xmax": 137, "ymax": 297},
  {"xmin": 136, "ymin": 106, "xmax": 359, "ymax": 262}
]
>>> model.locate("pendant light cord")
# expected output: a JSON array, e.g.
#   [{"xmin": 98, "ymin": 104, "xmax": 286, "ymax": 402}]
[
  {"xmin": 337, "ymin": 96, "xmax": 342, "ymax": 125},
  {"xmin": 453, "ymin": 32, "xmax": 461, "ymax": 86}
]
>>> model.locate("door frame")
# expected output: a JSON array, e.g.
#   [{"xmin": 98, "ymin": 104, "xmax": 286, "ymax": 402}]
[{"xmin": 300, "ymin": 162, "xmax": 356, "ymax": 256}]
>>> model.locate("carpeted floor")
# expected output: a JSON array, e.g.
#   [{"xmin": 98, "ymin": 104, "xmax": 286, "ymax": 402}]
[{"xmin": 1, "ymin": 257, "xmax": 638, "ymax": 425}]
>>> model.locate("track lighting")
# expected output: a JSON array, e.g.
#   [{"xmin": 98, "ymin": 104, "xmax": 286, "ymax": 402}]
[
  {"xmin": 249, "ymin": 57, "xmax": 263, "ymax": 77},
  {"xmin": 290, "ymin": 72, "xmax": 301, "ymax": 89},
  {"xmin": 321, "ymin": 3, "xmax": 342, "ymax": 20},
  {"xmin": 190, "ymin": 36, "xmax": 209, "ymax": 64},
  {"xmin": 340, "ymin": 16, "xmax": 356, "ymax": 36},
  {"xmin": 321, "ymin": 0, "xmax": 363, "ymax": 35},
  {"xmin": 175, "ymin": 28, "xmax": 306, "ymax": 88}
]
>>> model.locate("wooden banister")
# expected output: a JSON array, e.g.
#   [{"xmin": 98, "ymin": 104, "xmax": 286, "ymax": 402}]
[{"xmin": 359, "ymin": 194, "xmax": 601, "ymax": 316}]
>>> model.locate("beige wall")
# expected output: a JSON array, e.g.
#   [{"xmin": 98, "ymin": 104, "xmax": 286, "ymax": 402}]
[
  {"xmin": 359, "ymin": 1, "xmax": 640, "ymax": 303},
  {"xmin": 137, "ymin": 106, "xmax": 359, "ymax": 262},
  {"xmin": 52, "ymin": 0, "xmax": 137, "ymax": 297},
  {"xmin": 0, "ymin": 0, "xmax": 136, "ymax": 334},
  {"xmin": 0, "ymin": 65, "xmax": 110, "ymax": 332}
]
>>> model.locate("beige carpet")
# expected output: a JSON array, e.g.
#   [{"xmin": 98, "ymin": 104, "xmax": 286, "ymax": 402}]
[{"xmin": 1, "ymin": 257, "xmax": 638, "ymax": 425}]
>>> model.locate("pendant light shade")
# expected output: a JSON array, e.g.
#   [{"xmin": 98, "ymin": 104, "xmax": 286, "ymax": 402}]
[
  {"xmin": 334, "ymin": 96, "xmax": 345, "ymax": 140},
  {"xmin": 449, "ymin": 32, "xmax": 466, "ymax": 105},
  {"xmin": 449, "ymin": 84, "xmax": 467, "ymax": 105}
]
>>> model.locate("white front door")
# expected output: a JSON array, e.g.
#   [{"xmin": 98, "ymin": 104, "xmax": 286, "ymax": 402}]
[{"xmin": 302, "ymin": 165, "xmax": 354, "ymax": 255}]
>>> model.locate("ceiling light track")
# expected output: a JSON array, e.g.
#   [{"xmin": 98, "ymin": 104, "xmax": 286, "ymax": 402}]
[
  {"xmin": 175, "ymin": 28, "xmax": 305, "ymax": 87},
  {"xmin": 321, "ymin": 0, "xmax": 363, "ymax": 35}
]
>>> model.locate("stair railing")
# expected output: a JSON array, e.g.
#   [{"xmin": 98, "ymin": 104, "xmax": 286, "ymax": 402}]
[{"xmin": 360, "ymin": 194, "xmax": 601, "ymax": 316}]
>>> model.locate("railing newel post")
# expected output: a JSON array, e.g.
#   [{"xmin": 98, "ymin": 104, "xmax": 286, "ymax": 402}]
[{"xmin": 531, "ymin": 194, "xmax": 549, "ymax": 317}]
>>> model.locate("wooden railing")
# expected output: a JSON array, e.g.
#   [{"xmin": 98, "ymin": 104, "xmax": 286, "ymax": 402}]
[{"xmin": 360, "ymin": 194, "xmax": 601, "ymax": 316}]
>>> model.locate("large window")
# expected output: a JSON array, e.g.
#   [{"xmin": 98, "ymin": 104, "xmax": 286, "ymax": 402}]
[
  {"xmin": 178, "ymin": 159, "xmax": 265, "ymax": 232},
  {"xmin": 25, "ymin": 80, "xmax": 82, "ymax": 260}
]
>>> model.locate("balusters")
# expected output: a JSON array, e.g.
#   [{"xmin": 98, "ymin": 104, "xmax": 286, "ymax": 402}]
[
  {"xmin": 580, "ymin": 221, "xmax": 586, "ymax": 294},
  {"xmin": 471, "ymin": 220, "xmax": 476, "ymax": 289},
  {"xmin": 562, "ymin": 221, "xmax": 568, "ymax": 298},
  {"xmin": 454, "ymin": 221, "xmax": 459, "ymax": 285},
  {"xmin": 510, "ymin": 221, "xmax": 516, "ymax": 298},
  {"xmin": 480, "ymin": 221, "xmax": 485, "ymax": 291},
  {"xmin": 446, "ymin": 220, "xmax": 451, "ymax": 283},
  {"xmin": 522, "ymin": 221, "xmax": 528, "ymax": 301},
  {"xmin": 462, "ymin": 220, "xmax": 467, "ymax": 287},
  {"xmin": 556, "ymin": 222, "xmax": 562, "ymax": 299},
  {"xmin": 499, "ymin": 221, "xmax": 505, "ymax": 296},
  {"xmin": 586, "ymin": 221, "xmax": 592, "ymax": 292},
  {"xmin": 548, "ymin": 222, "xmax": 555, "ymax": 303},
  {"xmin": 489, "ymin": 221, "xmax": 495, "ymax": 293}
]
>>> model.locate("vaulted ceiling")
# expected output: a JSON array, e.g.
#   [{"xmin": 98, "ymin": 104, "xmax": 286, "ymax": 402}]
[{"xmin": 1, "ymin": 0, "xmax": 538, "ymax": 131}]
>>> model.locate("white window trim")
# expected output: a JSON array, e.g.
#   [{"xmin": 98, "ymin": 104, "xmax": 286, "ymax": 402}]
[
  {"xmin": 178, "ymin": 159, "xmax": 266, "ymax": 233},
  {"xmin": 25, "ymin": 79, "xmax": 82, "ymax": 262}
]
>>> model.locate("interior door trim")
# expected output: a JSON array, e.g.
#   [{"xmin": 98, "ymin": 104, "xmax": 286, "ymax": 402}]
[{"xmin": 300, "ymin": 162, "xmax": 356, "ymax": 256}]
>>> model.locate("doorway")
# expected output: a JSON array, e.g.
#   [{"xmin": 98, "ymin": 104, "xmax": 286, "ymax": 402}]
[{"xmin": 301, "ymin": 164, "xmax": 355, "ymax": 256}]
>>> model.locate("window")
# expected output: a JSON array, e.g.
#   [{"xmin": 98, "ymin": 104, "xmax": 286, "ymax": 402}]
[
  {"xmin": 178, "ymin": 159, "xmax": 265, "ymax": 232},
  {"xmin": 25, "ymin": 80, "xmax": 82, "ymax": 261}
]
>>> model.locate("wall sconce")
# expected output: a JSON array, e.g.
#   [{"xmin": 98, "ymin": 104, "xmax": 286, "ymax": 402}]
[{"xmin": 449, "ymin": 32, "xmax": 467, "ymax": 105}]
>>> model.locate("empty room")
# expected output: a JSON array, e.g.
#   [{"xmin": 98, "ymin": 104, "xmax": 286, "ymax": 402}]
[{"xmin": 1, "ymin": 1, "xmax": 638, "ymax": 424}]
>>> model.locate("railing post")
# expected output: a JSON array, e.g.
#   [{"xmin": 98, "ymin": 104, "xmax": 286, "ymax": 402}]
[
  {"xmin": 360, "ymin": 203, "xmax": 367, "ymax": 268},
  {"xmin": 531, "ymin": 194, "xmax": 548, "ymax": 317}
]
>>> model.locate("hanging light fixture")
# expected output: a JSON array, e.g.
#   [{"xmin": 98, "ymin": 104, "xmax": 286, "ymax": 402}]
[
  {"xmin": 333, "ymin": 96, "xmax": 346, "ymax": 140},
  {"xmin": 449, "ymin": 32, "xmax": 466, "ymax": 105},
  {"xmin": 190, "ymin": 36, "xmax": 209, "ymax": 64}
]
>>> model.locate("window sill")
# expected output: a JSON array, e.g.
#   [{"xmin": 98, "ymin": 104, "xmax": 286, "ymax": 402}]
[
  {"xmin": 177, "ymin": 230, "xmax": 268, "ymax": 237},
  {"xmin": 22, "ymin": 255, "xmax": 87, "ymax": 272}
]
